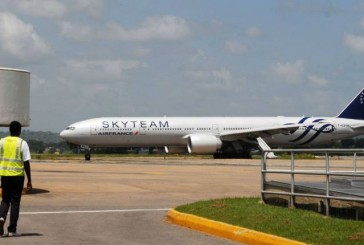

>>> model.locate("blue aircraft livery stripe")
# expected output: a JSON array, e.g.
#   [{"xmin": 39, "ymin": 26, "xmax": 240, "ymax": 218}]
[
  {"xmin": 284, "ymin": 117, "xmax": 311, "ymax": 135},
  {"xmin": 299, "ymin": 124, "xmax": 336, "ymax": 145},
  {"xmin": 289, "ymin": 118, "xmax": 325, "ymax": 143},
  {"xmin": 298, "ymin": 117, "xmax": 310, "ymax": 124}
]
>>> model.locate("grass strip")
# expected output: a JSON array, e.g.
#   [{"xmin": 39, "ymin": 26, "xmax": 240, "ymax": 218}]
[{"xmin": 176, "ymin": 197, "xmax": 364, "ymax": 245}]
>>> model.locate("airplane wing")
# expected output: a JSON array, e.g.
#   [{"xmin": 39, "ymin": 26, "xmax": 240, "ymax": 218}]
[{"xmin": 219, "ymin": 124, "xmax": 301, "ymax": 141}]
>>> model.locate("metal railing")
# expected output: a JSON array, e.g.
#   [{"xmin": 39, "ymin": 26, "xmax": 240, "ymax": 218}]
[{"xmin": 261, "ymin": 149, "xmax": 364, "ymax": 217}]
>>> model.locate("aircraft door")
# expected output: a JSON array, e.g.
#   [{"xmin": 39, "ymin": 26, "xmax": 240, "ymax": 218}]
[
  {"xmin": 139, "ymin": 126, "xmax": 147, "ymax": 135},
  {"xmin": 212, "ymin": 124, "xmax": 220, "ymax": 135},
  {"xmin": 90, "ymin": 124, "xmax": 98, "ymax": 135}
]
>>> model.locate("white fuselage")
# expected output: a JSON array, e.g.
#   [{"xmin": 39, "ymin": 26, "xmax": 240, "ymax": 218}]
[{"xmin": 60, "ymin": 116, "xmax": 364, "ymax": 148}]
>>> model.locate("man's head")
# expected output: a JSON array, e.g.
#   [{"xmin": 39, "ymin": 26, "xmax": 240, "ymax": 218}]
[{"xmin": 9, "ymin": 121, "xmax": 22, "ymax": 137}]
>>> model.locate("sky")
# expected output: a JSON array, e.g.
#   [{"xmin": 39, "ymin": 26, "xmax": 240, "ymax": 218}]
[{"xmin": 0, "ymin": 0, "xmax": 364, "ymax": 132}]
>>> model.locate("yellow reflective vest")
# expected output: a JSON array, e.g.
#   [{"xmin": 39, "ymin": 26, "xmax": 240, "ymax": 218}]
[{"xmin": 0, "ymin": 136, "xmax": 24, "ymax": 176}]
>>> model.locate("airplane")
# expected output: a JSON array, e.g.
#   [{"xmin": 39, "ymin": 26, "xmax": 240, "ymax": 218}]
[{"xmin": 60, "ymin": 88, "xmax": 364, "ymax": 160}]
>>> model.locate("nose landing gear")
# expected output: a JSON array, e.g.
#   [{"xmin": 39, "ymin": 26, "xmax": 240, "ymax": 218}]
[{"xmin": 80, "ymin": 145, "xmax": 91, "ymax": 161}]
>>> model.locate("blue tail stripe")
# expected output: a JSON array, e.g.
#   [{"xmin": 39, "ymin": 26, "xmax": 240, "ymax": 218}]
[{"xmin": 337, "ymin": 88, "xmax": 364, "ymax": 120}]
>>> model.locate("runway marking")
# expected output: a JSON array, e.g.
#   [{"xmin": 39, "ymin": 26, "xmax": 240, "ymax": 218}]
[{"xmin": 20, "ymin": 208, "xmax": 170, "ymax": 215}]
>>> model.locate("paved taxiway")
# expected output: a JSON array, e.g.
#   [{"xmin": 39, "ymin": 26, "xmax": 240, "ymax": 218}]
[{"xmin": 3, "ymin": 157, "xmax": 262, "ymax": 244}]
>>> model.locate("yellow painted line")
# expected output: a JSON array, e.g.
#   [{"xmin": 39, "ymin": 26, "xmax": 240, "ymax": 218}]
[{"xmin": 167, "ymin": 209, "xmax": 307, "ymax": 245}]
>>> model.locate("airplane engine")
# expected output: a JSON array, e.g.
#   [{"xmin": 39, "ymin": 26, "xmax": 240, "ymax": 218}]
[
  {"xmin": 187, "ymin": 134, "xmax": 222, "ymax": 154},
  {"xmin": 164, "ymin": 146, "xmax": 188, "ymax": 154}
]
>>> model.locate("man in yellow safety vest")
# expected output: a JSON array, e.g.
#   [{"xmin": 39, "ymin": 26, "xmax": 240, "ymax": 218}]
[{"xmin": 0, "ymin": 121, "xmax": 32, "ymax": 237}]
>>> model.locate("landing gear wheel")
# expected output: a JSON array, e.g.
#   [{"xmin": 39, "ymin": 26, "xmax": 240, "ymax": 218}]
[{"xmin": 85, "ymin": 152, "xmax": 91, "ymax": 161}]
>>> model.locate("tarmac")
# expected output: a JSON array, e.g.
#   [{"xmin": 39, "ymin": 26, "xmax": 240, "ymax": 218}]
[{"xmin": 0, "ymin": 157, "xmax": 311, "ymax": 245}]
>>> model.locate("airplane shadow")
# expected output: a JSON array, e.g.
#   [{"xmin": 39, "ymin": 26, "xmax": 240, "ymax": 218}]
[
  {"xmin": 19, "ymin": 233, "xmax": 43, "ymax": 237},
  {"xmin": 1, "ymin": 188, "xmax": 50, "ymax": 195},
  {"xmin": 2, "ymin": 233, "xmax": 43, "ymax": 238}
]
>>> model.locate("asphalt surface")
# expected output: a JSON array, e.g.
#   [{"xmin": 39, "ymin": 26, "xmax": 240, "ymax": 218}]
[{"xmin": 0, "ymin": 157, "xmax": 263, "ymax": 245}]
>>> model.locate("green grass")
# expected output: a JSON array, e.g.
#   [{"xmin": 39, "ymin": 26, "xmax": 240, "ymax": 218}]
[
  {"xmin": 176, "ymin": 197, "xmax": 364, "ymax": 245},
  {"xmin": 31, "ymin": 154, "xmax": 85, "ymax": 160},
  {"xmin": 276, "ymin": 153, "xmax": 316, "ymax": 159}
]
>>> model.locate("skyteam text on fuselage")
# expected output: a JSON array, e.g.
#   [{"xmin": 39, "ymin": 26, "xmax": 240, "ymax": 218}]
[{"xmin": 60, "ymin": 88, "xmax": 364, "ymax": 159}]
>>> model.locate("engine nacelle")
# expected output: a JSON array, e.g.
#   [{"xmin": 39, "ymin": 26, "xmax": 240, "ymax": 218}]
[
  {"xmin": 187, "ymin": 134, "xmax": 222, "ymax": 154},
  {"xmin": 164, "ymin": 146, "xmax": 188, "ymax": 154}
]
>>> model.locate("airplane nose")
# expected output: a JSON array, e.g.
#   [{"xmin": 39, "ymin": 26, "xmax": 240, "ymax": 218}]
[{"xmin": 59, "ymin": 130, "xmax": 68, "ymax": 139}]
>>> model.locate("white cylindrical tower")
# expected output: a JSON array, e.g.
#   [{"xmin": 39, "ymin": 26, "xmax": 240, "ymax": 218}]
[{"xmin": 0, "ymin": 68, "xmax": 30, "ymax": 126}]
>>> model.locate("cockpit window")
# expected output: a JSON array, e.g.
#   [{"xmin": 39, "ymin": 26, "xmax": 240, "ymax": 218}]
[{"xmin": 66, "ymin": 127, "xmax": 75, "ymax": 130}]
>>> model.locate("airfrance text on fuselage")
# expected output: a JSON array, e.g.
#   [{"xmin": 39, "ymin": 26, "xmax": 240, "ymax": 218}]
[{"xmin": 102, "ymin": 120, "xmax": 169, "ymax": 129}]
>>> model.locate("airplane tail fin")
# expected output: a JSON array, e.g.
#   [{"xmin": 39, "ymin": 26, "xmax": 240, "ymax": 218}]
[{"xmin": 337, "ymin": 88, "xmax": 364, "ymax": 120}]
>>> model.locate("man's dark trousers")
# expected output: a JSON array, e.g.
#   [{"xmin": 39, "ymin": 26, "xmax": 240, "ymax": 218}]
[{"xmin": 0, "ymin": 176, "xmax": 24, "ymax": 233}]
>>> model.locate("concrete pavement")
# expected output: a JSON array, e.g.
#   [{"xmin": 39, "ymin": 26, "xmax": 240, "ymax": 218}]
[{"xmin": 1, "ymin": 157, "xmax": 262, "ymax": 244}]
